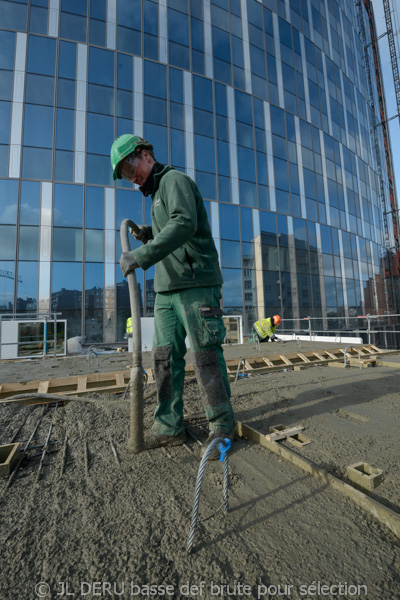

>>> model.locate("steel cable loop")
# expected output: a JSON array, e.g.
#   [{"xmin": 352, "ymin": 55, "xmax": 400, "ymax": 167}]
[{"xmin": 187, "ymin": 437, "xmax": 230, "ymax": 553}]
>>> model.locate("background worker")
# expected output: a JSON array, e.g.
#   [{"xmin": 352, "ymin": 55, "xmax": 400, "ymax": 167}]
[
  {"xmin": 253, "ymin": 315, "xmax": 281, "ymax": 343},
  {"xmin": 111, "ymin": 134, "xmax": 235, "ymax": 458}
]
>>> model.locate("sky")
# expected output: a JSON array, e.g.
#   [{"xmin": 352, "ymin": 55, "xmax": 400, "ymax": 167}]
[{"xmin": 371, "ymin": 0, "xmax": 400, "ymax": 210}]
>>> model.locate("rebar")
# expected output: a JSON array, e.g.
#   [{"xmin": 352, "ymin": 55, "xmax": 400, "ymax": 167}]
[
  {"xmin": 234, "ymin": 358, "xmax": 246, "ymax": 385},
  {"xmin": 344, "ymin": 345, "xmax": 361, "ymax": 369},
  {"xmin": 36, "ymin": 423, "xmax": 53, "ymax": 482},
  {"xmin": 187, "ymin": 437, "xmax": 231, "ymax": 553},
  {"xmin": 4, "ymin": 406, "xmax": 46, "ymax": 490}
]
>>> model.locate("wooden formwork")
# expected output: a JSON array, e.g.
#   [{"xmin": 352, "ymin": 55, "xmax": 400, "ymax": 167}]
[{"xmin": 0, "ymin": 344, "xmax": 392, "ymax": 403}]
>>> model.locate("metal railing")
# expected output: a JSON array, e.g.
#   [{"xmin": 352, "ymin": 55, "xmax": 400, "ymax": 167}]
[
  {"xmin": 0, "ymin": 312, "xmax": 63, "ymax": 360},
  {"xmin": 258, "ymin": 314, "xmax": 400, "ymax": 350}
]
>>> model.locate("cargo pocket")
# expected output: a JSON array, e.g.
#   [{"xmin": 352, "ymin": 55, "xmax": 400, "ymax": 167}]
[{"xmin": 198, "ymin": 306, "xmax": 226, "ymax": 347}]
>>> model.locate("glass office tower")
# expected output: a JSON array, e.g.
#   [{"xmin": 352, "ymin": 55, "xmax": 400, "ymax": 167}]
[{"xmin": 0, "ymin": 0, "xmax": 397, "ymax": 344}]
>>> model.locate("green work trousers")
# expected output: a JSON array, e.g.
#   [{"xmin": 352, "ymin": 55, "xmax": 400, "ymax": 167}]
[{"xmin": 152, "ymin": 285, "xmax": 235, "ymax": 436}]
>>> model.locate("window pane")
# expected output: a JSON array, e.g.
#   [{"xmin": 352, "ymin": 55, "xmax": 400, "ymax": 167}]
[
  {"xmin": 16, "ymin": 261, "xmax": 38, "ymax": 311},
  {"xmin": 53, "ymin": 228, "xmax": 83, "ymax": 261},
  {"xmin": 23, "ymin": 105, "xmax": 54, "ymax": 148},
  {"xmin": 221, "ymin": 240, "xmax": 241, "ymax": 268},
  {"xmin": 0, "ymin": 70, "xmax": 13, "ymax": 101},
  {"xmin": 0, "ymin": 180, "xmax": 18, "ymax": 224},
  {"xmin": 86, "ymin": 154, "xmax": 113, "ymax": 186},
  {"xmin": 54, "ymin": 184, "xmax": 83, "ymax": 227},
  {"xmin": 25, "ymin": 73, "xmax": 54, "ymax": 105},
  {"xmin": 59, "ymin": 41, "xmax": 76, "ymax": 79},
  {"xmin": 54, "ymin": 150, "xmax": 74, "ymax": 182},
  {"xmin": 55, "ymin": 108, "xmax": 74, "ymax": 150},
  {"xmin": 0, "ymin": 30, "xmax": 15, "ymax": 70},
  {"xmin": 87, "ymin": 113, "xmax": 114, "ymax": 155},
  {"xmin": 86, "ymin": 187, "xmax": 104, "ymax": 229},
  {"xmin": 0, "ymin": 100, "xmax": 11, "ymax": 144},
  {"xmin": 222, "ymin": 268, "xmax": 243, "ymax": 310},
  {"xmin": 0, "ymin": 260, "xmax": 15, "ymax": 310},
  {"xmin": 18, "ymin": 225, "xmax": 39, "ymax": 260},
  {"xmin": 22, "ymin": 147, "xmax": 52, "ymax": 180},
  {"xmin": 220, "ymin": 203, "xmax": 239, "ymax": 240},
  {"xmin": 0, "ymin": 1, "xmax": 27, "ymax": 31},
  {"xmin": 60, "ymin": 12, "xmax": 87, "ymax": 42},
  {"xmin": 27, "ymin": 35, "xmax": 56, "ymax": 75},
  {"xmin": 20, "ymin": 181, "xmax": 40, "ymax": 224},
  {"xmin": 29, "ymin": 5, "xmax": 48, "ymax": 34},
  {"xmin": 89, "ymin": 47, "xmax": 114, "ymax": 86},
  {"xmin": 57, "ymin": 78, "xmax": 76, "ymax": 109},
  {"xmin": 84, "ymin": 228, "xmax": 103, "ymax": 262},
  {"xmin": 0, "ymin": 225, "xmax": 15, "ymax": 259}
]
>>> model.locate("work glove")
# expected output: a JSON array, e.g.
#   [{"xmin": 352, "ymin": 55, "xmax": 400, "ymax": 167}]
[
  {"xmin": 119, "ymin": 252, "xmax": 139, "ymax": 277},
  {"xmin": 129, "ymin": 224, "xmax": 147, "ymax": 243}
]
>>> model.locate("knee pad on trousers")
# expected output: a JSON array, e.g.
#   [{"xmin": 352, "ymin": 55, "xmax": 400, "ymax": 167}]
[
  {"xmin": 152, "ymin": 346, "xmax": 172, "ymax": 403},
  {"xmin": 192, "ymin": 348, "xmax": 229, "ymax": 407}
]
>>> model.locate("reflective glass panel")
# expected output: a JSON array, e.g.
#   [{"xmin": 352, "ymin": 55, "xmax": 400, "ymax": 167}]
[
  {"xmin": 86, "ymin": 154, "xmax": 114, "ymax": 186},
  {"xmin": 57, "ymin": 78, "xmax": 76, "ymax": 109},
  {"xmin": 89, "ymin": 47, "xmax": 114, "ymax": 87},
  {"xmin": 53, "ymin": 228, "xmax": 83, "ymax": 261},
  {"xmin": 0, "ymin": 100, "xmax": 11, "ymax": 144},
  {"xmin": 0, "ymin": 70, "xmax": 13, "ymax": 101},
  {"xmin": 0, "ymin": 225, "xmax": 16, "ymax": 259},
  {"xmin": 87, "ymin": 113, "xmax": 114, "ymax": 155},
  {"xmin": 116, "ymin": 190, "xmax": 142, "ymax": 231},
  {"xmin": 86, "ymin": 187, "xmax": 104, "ymax": 229},
  {"xmin": 23, "ymin": 105, "xmax": 53, "ymax": 148},
  {"xmin": 60, "ymin": 12, "xmax": 87, "ymax": 42},
  {"xmin": 55, "ymin": 108, "xmax": 74, "ymax": 150},
  {"xmin": 220, "ymin": 204, "xmax": 239, "ymax": 240},
  {"xmin": 85, "ymin": 229, "xmax": 104, "ymax": 262},
  {"xmin": 27, "ymin": 35, "xmax": 56, "ymax": 75},
  {"xmin": 0, "ymin": 1, "xmax": 27, "ymax": 31},
  {"xmin": 20, "ymin": 181, "xmax": 40, "ymax": 225},
  {"xmin": 221, "ymin": 240, "xmax": 241, "ymax": 268},
  {"xmin": 222, "ymin": 268, "xmax": 243, "ymax": 310},
  {"xmin": 22, "ymin": 147, "xmax": 52, "ymax": 180},
  {"xmin": 58, "ymin": 42, "xmax": 76, "ymax": 80},
  {"xmin": 0, "ymin": 260, "xmax": 15, "ymax": 310},
  {"xmin": 0, "ymin": 30, "xmax": 15, "ymax": 70},
  {"xmin": 144, "ymin": 61, "xmax": 167, "ymax": 99},
  {"xmin": 18, "ymin": 225, "xmax": 39, "ymax": 260},
  {"xmin": 25, "ymin": 73, "xmax": 54, "ymax": 105},
  {"xmin": 54, "ymin": 150, "xmax": 74, "ymax": 182},
  {"xmin": 16, "ymin": 261, "xmax": 38, "ymax": 310},
  {"xmin": 53, "ymin": 184, "xmax": 83, "ymax": 227},
  {"xmin": 0, "ymin": 179, "xmax": 18, "ymax": 224}
]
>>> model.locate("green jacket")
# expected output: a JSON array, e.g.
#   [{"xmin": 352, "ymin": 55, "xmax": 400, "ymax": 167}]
[{"xmin": 133, "ymin": 166, "xmax": 223, "ymax": 293}]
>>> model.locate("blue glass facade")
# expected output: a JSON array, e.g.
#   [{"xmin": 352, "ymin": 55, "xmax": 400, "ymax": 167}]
[{"xmin": 0, "ymin": 0, "xmax": 397, "ymax": 342}]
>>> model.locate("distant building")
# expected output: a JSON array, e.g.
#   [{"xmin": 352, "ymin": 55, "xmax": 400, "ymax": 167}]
[{"xmin": 0, "ymin": 0, "xmax": 398, "ymax": 343}]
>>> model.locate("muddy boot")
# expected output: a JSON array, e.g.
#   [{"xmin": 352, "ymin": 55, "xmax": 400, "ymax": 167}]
[
  {"xmin": 200, "ymin": 431, "xmax": 234, "ymax": 461},
  {"xmin": 146, "ymin": 431, "xmax": 186, "ymax": 450}
]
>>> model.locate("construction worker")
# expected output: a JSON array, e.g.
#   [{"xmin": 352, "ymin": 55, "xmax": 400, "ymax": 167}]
[
  {"xmin": 111, "ymin": 134, "xmax": 235, "ymax": 458},
  {"xmin": 253, "ymin": 315, "xmax": 281, "ymax": 343}
]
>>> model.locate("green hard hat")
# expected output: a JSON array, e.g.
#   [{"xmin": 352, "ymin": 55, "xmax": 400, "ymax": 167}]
[{"xmin": 110, "ymin": 134, "xmax": 153, "ymax": 180}]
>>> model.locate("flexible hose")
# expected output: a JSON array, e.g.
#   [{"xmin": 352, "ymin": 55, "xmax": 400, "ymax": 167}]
[
  {"xmin": 187, "ymin": 437, "xmax": 230, "ymax": 553},
  {"xmin": 120, "ymin": 219, "xmax": 144, "ymax": 453}
]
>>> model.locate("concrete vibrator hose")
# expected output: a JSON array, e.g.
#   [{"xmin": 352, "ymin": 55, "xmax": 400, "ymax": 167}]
[{"xmin": 120, "ymin": 219, "xmax": 144, "ymax": 454}]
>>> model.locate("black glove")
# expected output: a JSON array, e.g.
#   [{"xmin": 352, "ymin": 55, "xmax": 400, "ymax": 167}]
[
  {"xmin": 119, "ymin": 252, "xmax": 139, "ymax": 277},
  {"xmin": 129, "ymin": 224, "xmax": 147, "ymax": 243}
]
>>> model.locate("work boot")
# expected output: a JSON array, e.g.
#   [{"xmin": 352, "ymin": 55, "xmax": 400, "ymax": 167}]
[
  {"xmin": 146, "ymin": 431, "xmax": 186, "ymax": 450},
  {"xmin": 200, "ymin": 431, "xmax": 234, "ymax": 461}
]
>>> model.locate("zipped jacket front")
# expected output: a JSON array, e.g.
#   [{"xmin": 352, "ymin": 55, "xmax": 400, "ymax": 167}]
[{"xmin": 133, "ymin": 166, "xmax": 223, "ymax": 293}]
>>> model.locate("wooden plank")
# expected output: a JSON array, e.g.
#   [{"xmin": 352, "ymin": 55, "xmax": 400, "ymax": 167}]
[
  {"xmin": 297, "ymin": 353, "xmax": 311, "ymax": 363},
  {"xmin": 115, "ymin": 372, "xmax": 125, "ymax": 387},
  {"xmin": 312, "ymin": 352, "xmax": 326, "ymax": 361},
  {"xmin": 77, "ymin": 377, "xmax": 87, "ymax": 392},
  {"xmin": 324, "ymin": 351, "xmax": 338, "ymax": 360},
  {"xmin": 244, "ymin": 360, "xmax": 254, "ymax": 370},
  {"xmin": 262, "ymin": 357, "xmax": 275, "ymax": 367},
  {"xmin": 37, "ymin": 380, "xmax": 49, "ymax": 394},
  {"xmin": 266, "ymin": 426, "xmax": 304, "ymax": 442},
  {"xmin": 279, "ymin": 355, "xmax": 293, "ymax": 366}
]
